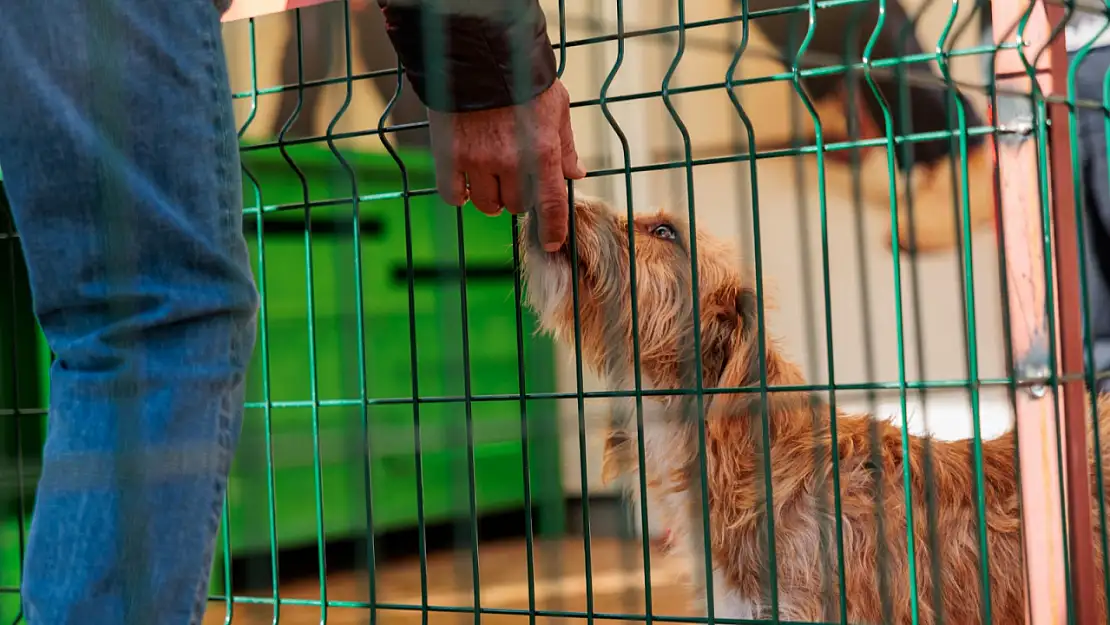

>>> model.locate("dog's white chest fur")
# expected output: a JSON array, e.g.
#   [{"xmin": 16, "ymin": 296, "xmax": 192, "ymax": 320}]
[
  {"xmin": 624, "ymin": 392, "xmax": 792, "ymax": 622},
  {"xmin": 633, "ymin": 395, "xmax": 694, "ymax": 550}
]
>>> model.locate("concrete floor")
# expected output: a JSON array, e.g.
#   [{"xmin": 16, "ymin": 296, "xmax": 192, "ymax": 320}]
[{"xmin": 202, "ymin": 538, "xmax": 692, "ymax": 625}]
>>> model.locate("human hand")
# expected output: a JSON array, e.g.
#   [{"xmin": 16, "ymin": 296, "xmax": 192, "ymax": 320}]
[{"xmin": 427, "ymin": 79, "xmax": 586, "ymax": 252}]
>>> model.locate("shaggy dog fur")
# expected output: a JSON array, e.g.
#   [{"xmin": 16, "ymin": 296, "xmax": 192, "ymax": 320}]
[{"xmin": 519, "ymin": 197, "xmax": 1110, "ymax": 624}]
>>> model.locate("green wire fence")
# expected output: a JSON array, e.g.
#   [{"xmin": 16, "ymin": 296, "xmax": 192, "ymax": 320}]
[{"xmin": 3, "ymin": 0, "xmax": 1110, "ymax": 623}]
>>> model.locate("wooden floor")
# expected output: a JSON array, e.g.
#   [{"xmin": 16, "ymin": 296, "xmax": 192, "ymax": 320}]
[{"xmin": 203, "ymin": 538, "xmax": 692, "ymax": 625}]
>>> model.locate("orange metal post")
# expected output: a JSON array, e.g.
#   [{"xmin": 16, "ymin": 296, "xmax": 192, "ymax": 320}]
[{"xmin": 990, "ymin": 1, "xmax": 1096, "ymax": 624}]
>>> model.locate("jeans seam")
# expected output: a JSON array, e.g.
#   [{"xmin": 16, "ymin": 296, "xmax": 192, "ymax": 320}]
[{"xmin": 188, "ymin": 2, "xmax": 242, "ymax": 622}]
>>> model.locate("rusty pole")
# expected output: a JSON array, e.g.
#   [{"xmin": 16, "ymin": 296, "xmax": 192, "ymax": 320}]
[
  {"xmin": 991, "ymin": 1, "xmax": 1096, "ymax": 623},
  {"xmin": 1042, "ymin": 3, "xmax": 1099, "ymax": 624}
]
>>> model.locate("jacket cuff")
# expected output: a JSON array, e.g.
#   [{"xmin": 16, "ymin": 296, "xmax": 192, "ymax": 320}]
[{"xmin": 379, "ymin": 3, "xmax": 558, "ymax": 113}]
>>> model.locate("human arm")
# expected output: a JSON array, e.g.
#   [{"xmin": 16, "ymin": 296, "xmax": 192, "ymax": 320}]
[
  {"xmin": 376, "ymin": 0, "xmax": 585, "ymax": 251},
  {"xmin": 375, "ymin": 0, "xmax": 556, "ymax": 112}
]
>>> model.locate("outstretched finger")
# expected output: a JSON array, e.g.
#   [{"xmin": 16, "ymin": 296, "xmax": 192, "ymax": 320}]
[{"xmin": 537, "ymin": 155, "xmax": 570, "ymax": 251}]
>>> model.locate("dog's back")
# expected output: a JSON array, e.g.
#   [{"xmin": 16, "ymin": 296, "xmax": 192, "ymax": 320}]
[{"xmin": 705, "ymin": 393, "xmax": 1110, "ymax": 625}]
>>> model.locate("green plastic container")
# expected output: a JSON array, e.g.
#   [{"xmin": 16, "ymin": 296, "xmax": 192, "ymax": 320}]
[
  {"xmin": 212, "ymin": 142, "xmax": 565, "ymax": 569},
  {"xmin": 1, "ymin": 146, "xmax": 567, "ymax": 603},
  {"xmin": 0, "ymin": 176, "xmax": 49, "ymax": 622},
  {"xmin": 0, "ymin": 508, "xmax": 32, "ymax": 623}
]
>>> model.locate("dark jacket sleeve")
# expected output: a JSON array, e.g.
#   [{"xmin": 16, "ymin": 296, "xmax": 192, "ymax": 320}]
[{"xmin": 376, "ymin": 0, "xmax": 558, "ymax": 113}]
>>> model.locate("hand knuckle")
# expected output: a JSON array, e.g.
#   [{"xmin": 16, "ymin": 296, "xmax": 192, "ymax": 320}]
[{"xmin": 536, "ymin": 137, "xmax": 560, "ymax": 156}]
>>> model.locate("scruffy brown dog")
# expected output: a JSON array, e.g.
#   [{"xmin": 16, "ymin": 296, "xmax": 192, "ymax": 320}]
[{"xmin": 519, "ymin": 197, "xmax": 1110, "ymax": 624}]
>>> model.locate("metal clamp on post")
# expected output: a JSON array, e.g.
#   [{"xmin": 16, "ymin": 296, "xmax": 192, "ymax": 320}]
[
  {"xmin": 1015, "ymin": 330, "xmax": 1052, "ymax": 399},
  {"xmin": 995, "ymin": 102, "xmax": 1037, "ymax": 144}
]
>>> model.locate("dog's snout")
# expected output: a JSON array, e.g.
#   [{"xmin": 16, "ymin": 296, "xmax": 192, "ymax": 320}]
[{"xmin": 523, "ymin": 200, "xmax": 599, "ymax": 253}]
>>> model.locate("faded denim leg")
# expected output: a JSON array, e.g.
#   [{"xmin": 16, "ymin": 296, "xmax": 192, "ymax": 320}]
[{"xmin": 0, "ymin": 1, "xmax": 258, "ymax": 623}]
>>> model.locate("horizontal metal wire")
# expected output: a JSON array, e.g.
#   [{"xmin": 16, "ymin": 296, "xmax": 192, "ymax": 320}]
[{"xmin": 0, "ymin": 375, "xmax": 1085, "ymax": 420}]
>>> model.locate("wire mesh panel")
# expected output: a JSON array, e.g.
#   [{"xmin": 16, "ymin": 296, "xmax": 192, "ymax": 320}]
[{"xmin": 2, "ymin": 0, "xmax": 1110, "ymax": 624}]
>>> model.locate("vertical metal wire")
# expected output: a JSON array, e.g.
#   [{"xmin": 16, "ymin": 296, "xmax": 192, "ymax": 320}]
[
  {"xmin": 451, "ymin": 205, "xmax": 483, "ymax": 625},
  {"xmin": 548, "ymin": 6, "xmax": 572, "ymax": 617},
  {"xmin": 860, "ymin": 2, "xmax": 922, "ymax": 622},
  {"xmin": 982, "ymin": 4, "xmax": 1038, "ymax": 619},
  {"xmin": 659, "ymin": 4, "xmax": 718, "ymax": 622},
  {"xmin": 784, "ymin": 1, "xmax": 845, "ymax": 620},
  {"xmin": 1038, "ymin": 5, "xmax": 1103, "ymax": 621},
  {"xmin": 934, "ymin": 3, "xmax": 995, "ymax": 623},
  {"xmin": 1050, "ymin": 9, "xmax": 1102, "ymax": 622},
  {"xmin": 564, "ymin": 184, "xmax": 596, "ymax": 625},
  {"xmin": 411, "ymin": 1, "xmax": 478, "ymax": 616},
  {"xmin": 1012, "ymin": 3, "xmax": 1084, "ymax": 621},
  {"xmin": 283, "ymin": 11, "xmax": 331, "ymax": 614},
  {"xmin": 785, "ymin": 13, "xmax": 821, "ymax": 394},
  {"xmin": 238, "ymin": 14, "xmax": 283, "ymax": 625},
  {"xmin": 1023, "ymin": 12, "xmax": 1081, "ymax": 621},
  {"xmin": 1065, "ymin": 12, "xmax": 1110, "ymax": 610},
  {"xmin": 827, "ymin": 7, "xmax": 894, "ymax": 625},
  {"xmin": 929, "ymin": 1, "xmax": 997, "ymax": 621},
  {"xmin": 611, "ymin": 0, "xmax": 643, "ymax": 603},
  {"xmin": 727, "ymin": 0, "xmax": 755, "ymax": 255},
  {"xmin": 597, "ymin": 4, "xmax": 655, "ymax": 623},
  {"xmin": 658, "ymin": 3, "xmax": 683, "ymax": 214},
  {"xmin": 509, "ymin": 215, "xmax": 539, "ymax": 625},
  {"xmin": 323, "ymin": 4, "xmax": 373, "ymax": 625},
  {"xmin": 507, "ymin": 2, "xmax": 567, "ymax": 622},
  {"xmin": 303, "ymin": 154, "xmax": 328, "ymax": 623},
  {"xmin": 807, "ymin": 23, "xmax": 843, "ymax": 622},
  {"xmin": 832, "ymin": 8, "xmax": 895, "ymax": 623},
  {"xmin": 376, "ymin": 31, "xmax": 431, "ymax": 625},
  {"xmin": 587, "ymin": 0, "xmax": 615, "ymax": 208},
  {"xmin": 218, "ymin": 497, "xmax": 235, "ymax": 625},
  {"xmin": 724, "ymin": 4, "xmax": 782, "ymax": 621}
]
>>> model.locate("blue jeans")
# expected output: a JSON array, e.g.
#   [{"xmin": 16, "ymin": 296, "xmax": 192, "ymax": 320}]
[{"xmin": 0, "ymin": 1, "xmax": 258, "ymax": 623}]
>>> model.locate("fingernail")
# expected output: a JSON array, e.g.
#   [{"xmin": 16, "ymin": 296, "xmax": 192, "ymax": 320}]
[{"xmin": 543, "ymin": 241, "xmax": 562, "ymax": 253}]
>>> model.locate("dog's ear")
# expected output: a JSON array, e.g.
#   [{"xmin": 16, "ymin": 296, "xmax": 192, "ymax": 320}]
[
  {"xmin": 712, "ymin": 284, "xmax": 816, "ymax": 420},
  {"xmin": 702, "ymin": 285, "xmax": 760, "ymax": 390}
]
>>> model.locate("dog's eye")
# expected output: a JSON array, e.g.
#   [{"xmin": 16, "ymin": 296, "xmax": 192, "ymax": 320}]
[{"xmin": 651, "ymin": 224, "xmax": 677, "ymax": 241}]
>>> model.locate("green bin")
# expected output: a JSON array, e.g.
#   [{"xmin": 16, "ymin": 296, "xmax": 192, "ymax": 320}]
[
  {"xmin": 212, "ymin": 142, "xmax": 565, "ymax": 569},
  {"xmin": 0, "ymin": 173, "xmax": 50, "ymax": 624},
  {"xmin": 1, "ymin": 145, "xmax": 567, "ymax": 605}
]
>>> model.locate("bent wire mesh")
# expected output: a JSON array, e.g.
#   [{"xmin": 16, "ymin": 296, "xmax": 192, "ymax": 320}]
[{"xmin": 2, "ymin": 0, "xmax": 1109, "ymax": 624}]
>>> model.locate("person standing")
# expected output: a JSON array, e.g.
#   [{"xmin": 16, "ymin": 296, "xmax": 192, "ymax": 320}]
[{"xmin": 0, "ymin": 0, "xmax": 582, "ymax": 623}]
